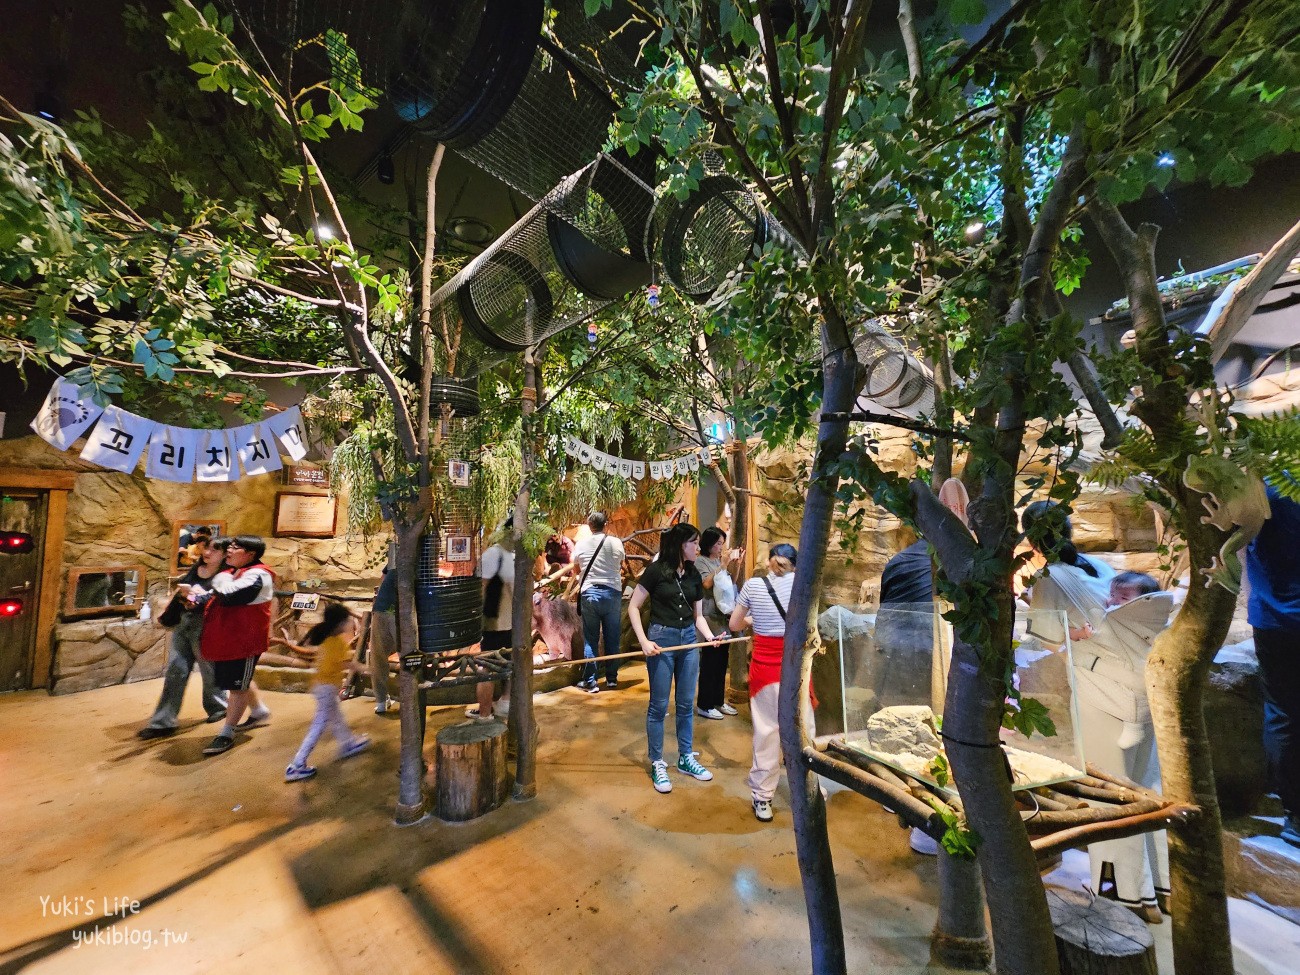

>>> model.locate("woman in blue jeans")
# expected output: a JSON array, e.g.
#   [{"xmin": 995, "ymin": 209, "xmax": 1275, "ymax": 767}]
[{"xmin": 628, "ymin": 523, "xmax": 727, "ymax": 793}]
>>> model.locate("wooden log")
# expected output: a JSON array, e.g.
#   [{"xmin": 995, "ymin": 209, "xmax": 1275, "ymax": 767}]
[
  {"xmin": 434, "ymin": 720, "xmax": 508, "ymax": 822},
  {"xmin": 1046, "ymin": 885, "xmax": 1156, "ymax": 975}
]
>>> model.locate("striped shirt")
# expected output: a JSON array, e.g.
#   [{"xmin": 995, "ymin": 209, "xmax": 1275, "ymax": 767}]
[{"xmin": 736, "ymin": 572, "xmax": 794, "ymax": 637}]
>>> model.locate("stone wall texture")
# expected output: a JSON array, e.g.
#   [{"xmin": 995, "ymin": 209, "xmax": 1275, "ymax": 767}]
[{"xmin": 2, "ymin": 434, "xmax": 384, "ymax": 694}]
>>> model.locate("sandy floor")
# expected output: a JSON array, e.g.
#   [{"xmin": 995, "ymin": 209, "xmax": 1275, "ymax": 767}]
[{"xmin": 2, "ymin": 668, "xmax": 1297, "ymax": 974}]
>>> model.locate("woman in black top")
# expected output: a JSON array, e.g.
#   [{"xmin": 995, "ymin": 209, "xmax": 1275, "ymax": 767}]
[
  {"xmin": 628, "ymin": 523, "xmax": 726, "ymax": 793},
  {"xmin": 137, "ymin": 537, "xmax": 230, "ymax": 738}
]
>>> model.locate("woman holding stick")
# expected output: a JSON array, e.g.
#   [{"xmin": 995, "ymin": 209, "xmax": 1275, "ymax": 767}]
[{"xmin": 628, "ymin": 522, "xmax": 727, "ymax": 794}]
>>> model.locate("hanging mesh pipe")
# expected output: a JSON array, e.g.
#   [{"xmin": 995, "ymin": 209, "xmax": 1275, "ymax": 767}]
[{"xmin": 427, "ymin": 151, "xmax": 659, "ymax": 352}]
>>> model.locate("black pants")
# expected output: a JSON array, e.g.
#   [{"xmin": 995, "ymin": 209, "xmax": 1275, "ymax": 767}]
[
  {"xmin": 697, "ymin": 643, "xmax": 729, "ymax": 710},
  {"xmin": 1255, "ymin": 626, "xmax": 1300, "ymax": 816}
]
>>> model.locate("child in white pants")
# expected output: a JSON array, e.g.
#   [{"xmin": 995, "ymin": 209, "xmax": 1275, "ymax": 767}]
[{"xmin": 285, "ymin": 603, "xmax": 370, "ymax": 782}]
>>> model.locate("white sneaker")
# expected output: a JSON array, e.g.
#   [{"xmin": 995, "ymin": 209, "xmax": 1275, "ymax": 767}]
[
  {"xmin": 695, "ymin": 706, "xmax": 724, "ymax": 720},
  {"xmin": 909, "ymin": 826, "xmax": 940, "ymax": 855},
  {"xmin": 719, "ymin": 703, "xmax": 739, "ymax": 716},
  {"xmin": 753, "ymin": 798, "xmax": 774, "ymax": 822},
  {"xmin": 650, "ymin": 760, "xmax": 673, "ymax": 793}
]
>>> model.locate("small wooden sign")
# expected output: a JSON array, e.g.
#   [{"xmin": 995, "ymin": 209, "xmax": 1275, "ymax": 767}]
[
  {"xmin": 284, "ymin": 463, "xmax": 330, "ymax": 489},
  {"xmin": 273, "ymin": 491, "xmax": 338, "ymax": 538}
]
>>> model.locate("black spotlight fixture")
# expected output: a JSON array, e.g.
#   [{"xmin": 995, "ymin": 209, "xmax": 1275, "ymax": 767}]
[
  {"xmin": 376, "ymin": 153, "xmax": 395, "ymax": 185},
  {"xmin": 34, "ymin": 89, "xmax": 62, "ymax": 123}
]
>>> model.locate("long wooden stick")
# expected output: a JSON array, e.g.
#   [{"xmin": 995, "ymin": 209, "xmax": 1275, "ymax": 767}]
[{"xmin": 534, "ymin": 636, "xmax": 751, "ymax": 670}]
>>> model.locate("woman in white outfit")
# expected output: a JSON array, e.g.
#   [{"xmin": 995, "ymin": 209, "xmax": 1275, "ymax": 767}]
[
  {"xmin": 729, "ymin": 543, "xmax": 810, "ymax": 823},
  {"xmin": 1022, "ymin": 501, "xmax": 1169, "ymax": 923}
]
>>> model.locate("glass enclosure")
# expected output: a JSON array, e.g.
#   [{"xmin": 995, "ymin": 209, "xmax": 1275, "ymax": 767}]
[{"xmin": 830, "ymin": 601, "xmax": 1085, "ymax": 798}]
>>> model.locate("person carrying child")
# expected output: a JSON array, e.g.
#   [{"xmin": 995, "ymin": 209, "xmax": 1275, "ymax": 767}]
[{"xmin": 284, "ymin": 602, "xmax": 372, "ymax": 782}]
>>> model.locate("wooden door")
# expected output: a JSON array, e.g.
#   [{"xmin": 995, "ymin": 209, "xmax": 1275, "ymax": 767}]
[{"xmin": 0, "ymin": 493, "xmax": 46, "ymax": 690}]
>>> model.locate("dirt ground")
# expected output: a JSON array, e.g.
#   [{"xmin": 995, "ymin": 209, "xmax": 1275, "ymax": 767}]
[{"xmin": 2, "ymin": 668, "xmax": 1296, "ymax": 974}]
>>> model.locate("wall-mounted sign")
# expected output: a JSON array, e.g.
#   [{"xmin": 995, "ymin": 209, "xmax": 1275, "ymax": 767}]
[
  {"xmin": 290, "ymin": 592, "xmax": 320, "ymax": 611},
  {"xmin": 273, "ymin": 491, "xmax": 338, "ymax": 538},
  {"xmin": 448, "ymin": 460, "xmax": 470, "ymax": 487},
  {"xmin": 285, "ymin": 463, "xmax": 330, "ymax": 489},
  {"xmin": 446, "ymin": 536, "xmax": 472, "ymax": 562}
]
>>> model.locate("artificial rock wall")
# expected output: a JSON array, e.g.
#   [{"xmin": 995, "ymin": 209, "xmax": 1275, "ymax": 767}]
[{"xmin": 1, "ymin": 435, "xmax": 384, "ymax": 694}]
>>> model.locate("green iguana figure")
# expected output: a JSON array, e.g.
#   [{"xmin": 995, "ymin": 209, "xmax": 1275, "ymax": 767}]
[{"xmin": 1182, "ymin": 455, "xmax": 1272, "ymax": 593}]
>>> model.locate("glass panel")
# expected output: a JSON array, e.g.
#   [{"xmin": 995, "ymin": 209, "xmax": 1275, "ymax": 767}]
[{"xmin": 835, "ymin": 601, "xmax": 1085, "ymax": 798}]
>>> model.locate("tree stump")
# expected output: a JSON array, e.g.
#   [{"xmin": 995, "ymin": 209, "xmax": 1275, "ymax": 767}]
[
  {"xmin": 434, "ymin": 720, "xmax": 508, "ymax": 822},
  {"xmin": 1046, "ymin": 886, "xmax": 1156, "ymax": 975}
]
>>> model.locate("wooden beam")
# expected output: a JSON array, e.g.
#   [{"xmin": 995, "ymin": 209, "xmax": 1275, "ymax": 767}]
[
  {"xmin": 0, "ymin": 467, "xmax": 78, "ymax": 491},
  {"xmin": 33, "ymin": 488, "xmax": 68, "ymax": 689}
]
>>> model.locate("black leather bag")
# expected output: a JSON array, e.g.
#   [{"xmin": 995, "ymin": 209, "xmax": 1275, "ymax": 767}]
[{"xmin": 159, "ymin": 595, "xmax": 185, "ymax": 628}]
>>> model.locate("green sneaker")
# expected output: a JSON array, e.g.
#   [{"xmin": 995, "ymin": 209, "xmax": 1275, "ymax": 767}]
[
  {"xmin": 677, "ymin": 753, "xmax": 713, "ymax": 781},
  {"xmin": 650, "ymin": 760, "xmax": 672, "ymax": 793}
]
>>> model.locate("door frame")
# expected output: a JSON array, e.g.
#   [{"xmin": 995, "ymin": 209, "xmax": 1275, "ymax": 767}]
[{"xmin": 0, "ymin": 467, "xmax": 75, "ymax": 690}]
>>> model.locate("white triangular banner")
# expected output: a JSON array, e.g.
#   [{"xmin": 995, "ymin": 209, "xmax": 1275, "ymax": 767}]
[
  {"xmin": 196, "ymin": 429, "xmax": 239, "ymax": 482},
  {"xmin": 649, "ymin": 461, "xmax": 663, "ymax": 481},
  {"xmin": 632, "ymin": 461, "xmax": 646, "ymax": 480},
  {"xmin": 79, "ymin": 407, "xmax": 154, "ymax": 473},
  {"xmin": 145, "ymin": 425, "xmax": 199, "ymax": 482},
  {"xmin": 563, "ymin": 435, "xmax": 580, "ymax": 457},
  {"xmin": 265, "ymin": 406, "xmax": 308, "ymax": 461},
  {"xmin": 618, "ymin": 458, "xmax": 634, "ymax": 479},
  {"xmin": 31, "ymin": 379, "xmax": 104, "ymax": 450},
  {"xmin": 235, "ymin": 423, "xmax": 283, "ymax": 476},
  {"xmin": 687, "ymin": 453, "xmax": 700, "ymax": 472},
  {"xmin": 577, "ymin": 443, "xmax": 594, "ymax": 465},
  {"xmin": 675, "ymin": 456, "xmax": 691, "ymax": 475}
]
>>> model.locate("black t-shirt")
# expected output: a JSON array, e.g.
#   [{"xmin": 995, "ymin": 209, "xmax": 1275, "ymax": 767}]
[
  {"xmin": 879, "ymin": 540, "xmax": 934, "ymax": 606},
  {"xmin": 638, "ymin": 559, "xmax": 705, "ymax": 627}
]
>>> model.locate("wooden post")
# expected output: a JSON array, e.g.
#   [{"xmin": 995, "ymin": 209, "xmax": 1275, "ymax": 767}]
[
  {"xmin": 434, "ymin": 720, "xmax": 509, "ymax": 821},
  {"xmin": 1046, "ymin": 886, "xmax": 1156, "ymax": 975}
]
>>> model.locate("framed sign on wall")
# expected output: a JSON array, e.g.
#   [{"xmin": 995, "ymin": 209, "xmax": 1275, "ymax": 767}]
[{"xmin": 273, "ymin": 491, "xmax": 338, "ymax": 538}]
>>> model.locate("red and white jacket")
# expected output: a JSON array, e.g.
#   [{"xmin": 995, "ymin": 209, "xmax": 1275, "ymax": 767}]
[{"xmin": 198, "ymin": 563, "xmax": 275, "ymax": 662}]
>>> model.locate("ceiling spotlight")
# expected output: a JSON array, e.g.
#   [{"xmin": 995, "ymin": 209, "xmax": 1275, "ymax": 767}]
[
  {"xmin": 376, "ymin": 153, "xmax": 395, "ymax": 185},
  {"xmin": 964, "ymin": 221, "xmax": 986, "ymax": 242}
]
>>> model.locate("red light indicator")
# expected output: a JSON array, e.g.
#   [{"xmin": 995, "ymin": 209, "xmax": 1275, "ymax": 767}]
[
  {"xmin": 0, "ymin": 599, "xmax": 23, "ymax": 617},
  {"xmin": 0, "ymin": 531, "xmax": 34, "ymax": 553}
]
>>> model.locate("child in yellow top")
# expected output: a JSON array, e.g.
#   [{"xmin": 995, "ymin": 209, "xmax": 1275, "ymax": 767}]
[{"xmin": 285, "ymin": 602, "xmax": 370, "ymax": 782}]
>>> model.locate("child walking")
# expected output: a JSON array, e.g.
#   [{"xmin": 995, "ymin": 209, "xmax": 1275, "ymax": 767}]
[{"xmin": 285, "ymin": 602, "xmax": 371, "ymax": 782}]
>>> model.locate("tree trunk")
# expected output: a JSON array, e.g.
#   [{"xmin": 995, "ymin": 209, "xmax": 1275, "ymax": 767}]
[
  {"xmin": 781, "ymin": 333, "xmax": 855, "ymax": 975},
  {"xmin": 509, "ymin": 347, "xmax": 540, "ymax": 800},
  {"xmin": 942, "ymin": 604, "xmax": 1060, "ymax": 975},
  {"xmin": 394, "ymin": 512, "xmax": 429, "ymax": 825},
  {"xmin": 933, "ymin": 849, "xmax": 993, "ymax": 970},
  {"xmin": 1146, "ymin": 508, "xmax": 1238, "ymax": 975}
]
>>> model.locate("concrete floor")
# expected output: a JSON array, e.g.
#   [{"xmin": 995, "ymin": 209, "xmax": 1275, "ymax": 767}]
[{"xmin": 2, "ymin": 668, "xmax": 1297, "ymax": 974}]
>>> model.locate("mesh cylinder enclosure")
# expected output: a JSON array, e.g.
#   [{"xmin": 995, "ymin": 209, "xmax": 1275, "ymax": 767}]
[
  {"xmin": 852, "ymin": 320, "xmax": 936, "ymax": 417},
  {"xmin": 432, "ymin": 152, "xmax": 658, "ymax": 351},
  {"xmin": 657, "ymin": 174, "xmax": 803, "ymax": 302},
  {"xmin": 223, "ymin": 0, "xmax": 544, "ymax": 144},
  {"xmin": 415, "ymin": 377, "xmax": 484, "ymax": 656}
]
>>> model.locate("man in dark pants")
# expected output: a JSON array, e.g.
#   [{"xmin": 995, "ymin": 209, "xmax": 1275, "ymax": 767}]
[{"xmin": 1246, "ymin": 480, "xmax": 1300, "ymax": 848}]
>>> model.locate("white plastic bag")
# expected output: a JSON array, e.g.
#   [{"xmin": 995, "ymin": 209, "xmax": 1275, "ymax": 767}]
[{"xmin": 713, "ymin": 569, "xmax": 737, "ymax": 616}]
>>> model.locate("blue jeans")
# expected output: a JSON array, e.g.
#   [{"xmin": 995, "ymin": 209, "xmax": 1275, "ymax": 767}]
[
  {"xmin": 581, "ymin": 585, "xmax": 623, "ymax": 684},
  {"xmin": 645, "ymin": 623, "xmax": 699, "ymax": 764},
  {"xmin": 147, "ymin": 612, "xmax": 227, "ymax": 729}
]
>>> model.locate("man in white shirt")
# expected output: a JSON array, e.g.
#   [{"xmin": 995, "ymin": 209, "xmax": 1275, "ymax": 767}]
[{"xmin": 571, "ymin": 512, "xmax": 627, "ymax": 692}]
